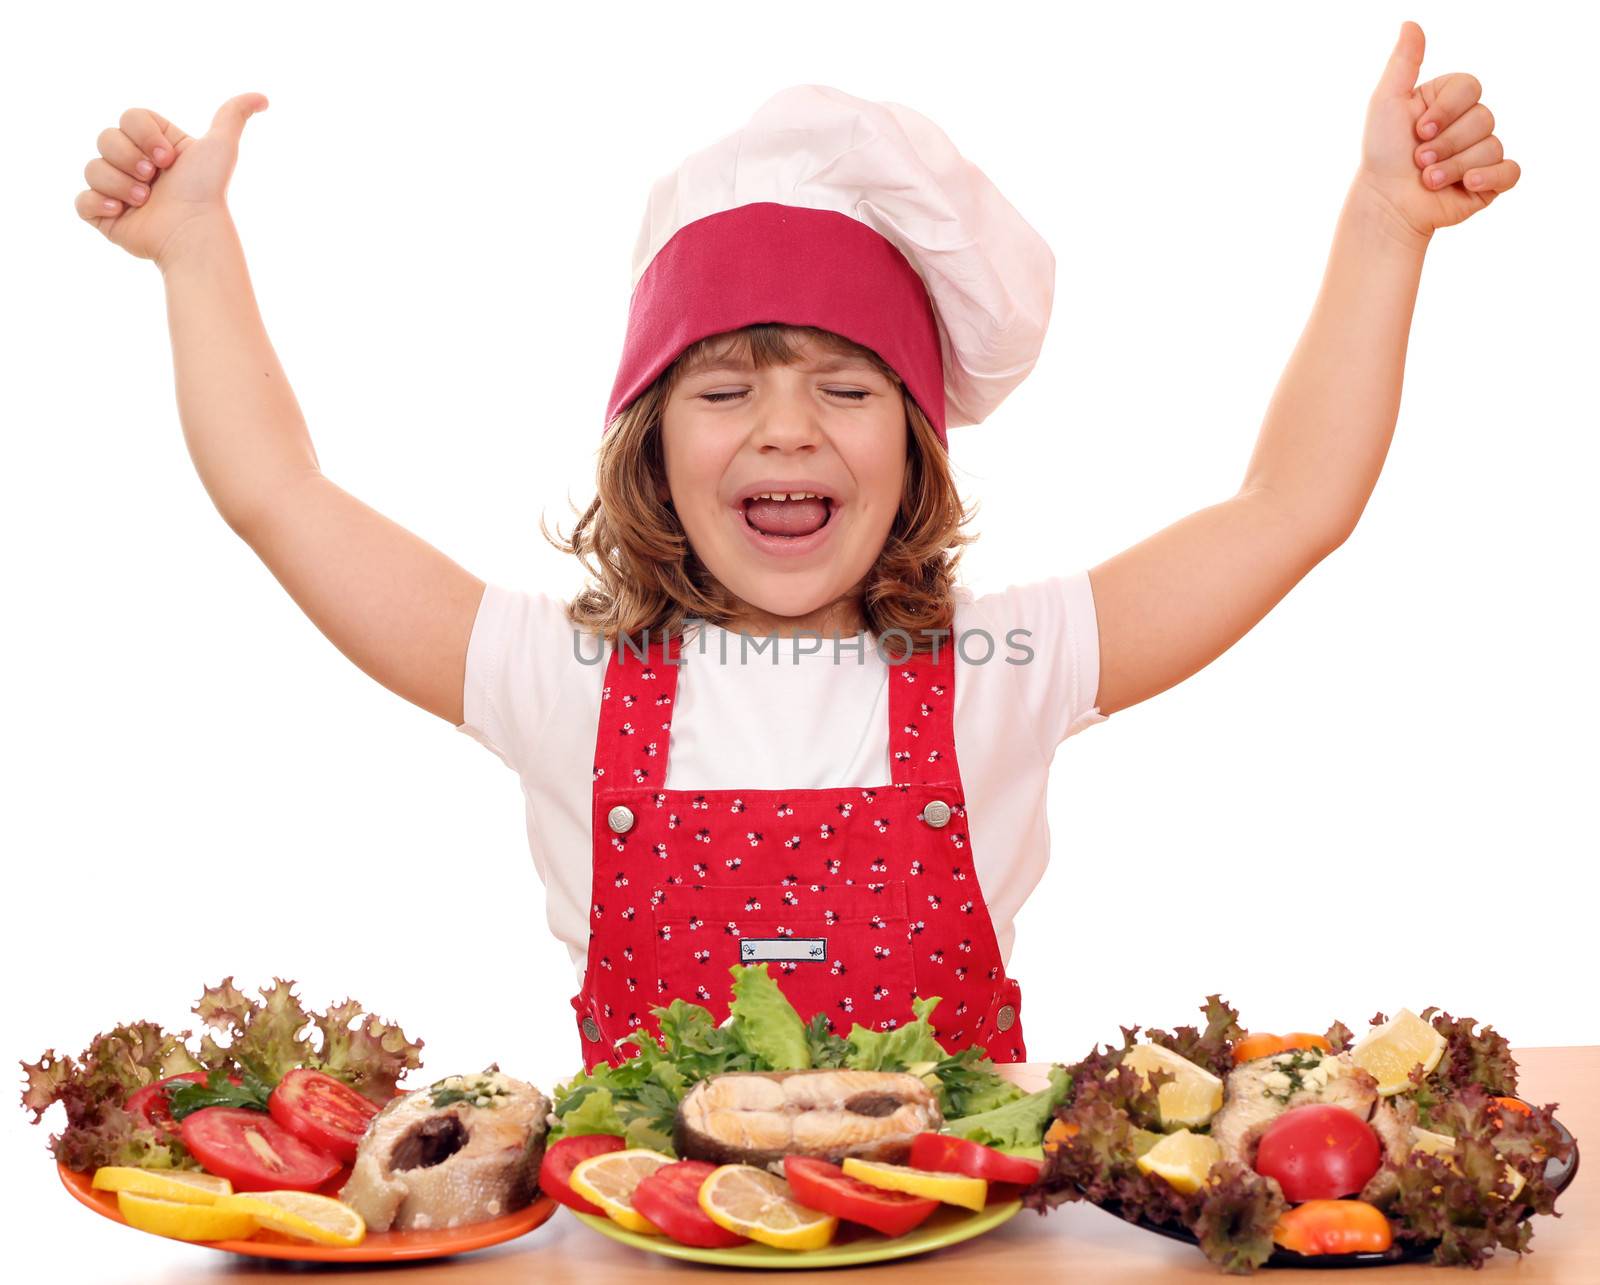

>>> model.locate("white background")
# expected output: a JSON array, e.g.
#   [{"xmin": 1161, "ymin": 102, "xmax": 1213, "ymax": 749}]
[{"xmin": 2, "ymin": 2, "xmax": 1593, "ymax": 1277}]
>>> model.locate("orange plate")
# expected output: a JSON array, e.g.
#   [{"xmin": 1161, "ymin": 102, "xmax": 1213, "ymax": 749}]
[{"xmin": 59, "ymin": 1163, "xmax": 556, "ymax": 1262}]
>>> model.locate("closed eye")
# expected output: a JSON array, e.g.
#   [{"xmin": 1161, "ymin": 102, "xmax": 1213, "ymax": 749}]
[{"xmin": 701, "ymin": 389, "xmax": 870, "ymax": 404}]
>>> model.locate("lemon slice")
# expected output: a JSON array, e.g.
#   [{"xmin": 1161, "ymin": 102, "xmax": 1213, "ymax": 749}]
[
  {"xmin": 1135, "ymin": 1128, "xmax": 1223, "ymax": 1195},
  {"xmin": 1410, "ymin": 1127, "xmax": 1526, "ymax": 1199},
  {"xmin": 1120, "ymin": 1044, "xmax": 1225, "ymax": 1129},
  {"xmin": 570, "ymin": 1148, "xmax": 673, "ymax": 1234},
  {"xmin": 840, "ymin": 1158, "xmax": 987, "ymax": 1211},
  {"xmin": 697, "ymin": 1163, "xmax": 837, "ymax": 1250},
  {"xmin": 216, "ymin": 1191, "xmax": 366, "ymax": 1247},
  {"xmin": 1350, "ymin": 1009, "xmax": 1447, "ymax": 1096},
  {"xmin": 92, "ymin": 1167, "xmax": 232, "ymax": 1205},
  {"xmin": 1410, "ymin": 1126, "xmax": 1458, "ymax": 1158},
  {"xmin": 117, "ymin": 1191, "xmax": 259, "ymax": 1241}
]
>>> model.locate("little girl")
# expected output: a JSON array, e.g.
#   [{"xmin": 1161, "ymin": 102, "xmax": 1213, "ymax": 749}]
[{"xmin": 73, "ymin": 23, "xmax": 1517, "ymax": 1069}]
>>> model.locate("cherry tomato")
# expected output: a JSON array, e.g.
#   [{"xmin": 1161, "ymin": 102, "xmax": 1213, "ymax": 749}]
[
  {"xmin": 178, "ymin": 1107, "xmax": 342, "ymax": 1192},
  {"xmin": 1254, "ymin": 1104, "xmax": 1381, "ymax": 1202},
  {"xmin": 783, "ymin": 1156, "xmax": 939, "ymax": 1237},
  {"xmin": 540, "ymin": 1134, "xmax": 626, "ymax": 1215},
  {"xmin": 1273, "ymin": 1199, "xmax": 1393, "ymax": 1255},
  {"xmin": 632, "ymin": 1160, "xmax": 748, "ymax": 1247},
  {"xmin": 1232, "ymin": 1033, "xmax": 1288, "ymax": 1064},
  {"xmin": 267, "ymin": 1068, "xmax": 380, "ymax": 1164},
  {"xmin": 908, "ymin": 1132, "xmax": 1043, "ymax": 1185},
  {"xmin": 124, "ymin": 1072, "xmax": 208, "ymax": 1138}
]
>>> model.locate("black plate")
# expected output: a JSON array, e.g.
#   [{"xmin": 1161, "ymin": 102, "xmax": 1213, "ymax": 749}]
[{"xmin": 1088, "ymin": 1118, "xmax": 1579, "ymax": 1269}]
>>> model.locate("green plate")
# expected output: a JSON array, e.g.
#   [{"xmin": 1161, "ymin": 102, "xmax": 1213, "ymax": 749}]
[{"xmin": 573, "ymin": 1199, "xmax": 1023, "ymax": 1268}]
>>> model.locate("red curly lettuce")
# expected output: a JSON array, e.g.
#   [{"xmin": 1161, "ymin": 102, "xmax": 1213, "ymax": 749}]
[
  {"xmin": 20, "ymin": 1021, "xmax": 202, "ymax": 1172},
  {"xmin": 1145, "ymin": 995, "xmax": 1243, "ymax": 1080},
  {"xmin": 192, "ymin": 976, "xmax": 423, "ymax": 1103},
  {"xmin": 21, "ymin": 979, "xmax": 425, "ymax": 1172}
]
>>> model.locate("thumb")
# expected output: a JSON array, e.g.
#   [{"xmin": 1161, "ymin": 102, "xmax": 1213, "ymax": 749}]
[
  {"xmin": 1373, "ymin": 20, "xmax": 1425, "ymax": 99},
  {"xmin": 207, "ymin": 92, "xmax": 270, "ymax": 143}
]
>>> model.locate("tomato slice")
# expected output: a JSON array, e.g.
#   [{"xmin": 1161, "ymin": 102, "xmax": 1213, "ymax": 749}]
[
  {"xmin": 908, "ymin": 1133, "xmax": 1044, "ymax": 1185},
  {"xmin": 540, "ymin": 1134, "xmax": 627, "ymax": 1215},
  {"xmin": 178, "ymin": 1107, "xmax": 342, "ymax": 1192},
  {"xmin": 632, "ymin": 1160, "xmax": 748, "ymax": 1247},
  {"xmin": 783, "ymin": 1156, "xmax": 939, "ymax": 1237},
  {"xmin": 266, "ymin": 1068, "xmax": 380, "ymax": 1164},
  {"xmin": 125, "ymin": 1072, "xmax": 209, "ymax": 1139}
]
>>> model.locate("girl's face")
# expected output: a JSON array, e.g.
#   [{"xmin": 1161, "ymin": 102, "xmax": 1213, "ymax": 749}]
[{"xmin": 660, "ymin": 337, "xmax": 907, "ymax": 633}]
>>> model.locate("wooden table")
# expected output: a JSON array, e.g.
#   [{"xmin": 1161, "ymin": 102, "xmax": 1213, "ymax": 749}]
[{"xmin": 48, "ymin": 1047, "xmax": 1594, "ymax": 1282}]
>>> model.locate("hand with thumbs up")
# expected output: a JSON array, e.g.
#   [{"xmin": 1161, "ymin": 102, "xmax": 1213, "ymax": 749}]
[
  {"xmin": 1357, "ymin": 22, "xmax": 1521, "ymax": 247},
  {"xmin": 74, "ymin": 93, "xmax": 269, "ymax": 269}
]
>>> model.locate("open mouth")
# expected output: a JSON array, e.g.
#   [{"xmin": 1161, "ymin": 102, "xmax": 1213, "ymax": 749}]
[{"xmin": 741, "ymin": 490, "xmax": 836, "ymax": 539}]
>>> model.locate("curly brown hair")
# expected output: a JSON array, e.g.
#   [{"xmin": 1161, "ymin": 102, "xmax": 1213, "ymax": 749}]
[{"xmin": 544, "ymin": 323, "xmax": 976, "ymax": 652}]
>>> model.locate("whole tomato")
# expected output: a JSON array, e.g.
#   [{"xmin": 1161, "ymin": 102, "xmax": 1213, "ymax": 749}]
[{"xmin": 1254, "ymin": 1104, "xmax": 1381, "ymax": 1202}]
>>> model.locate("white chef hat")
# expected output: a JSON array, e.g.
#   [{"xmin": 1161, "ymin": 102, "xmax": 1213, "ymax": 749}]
[{"xmin": 604, "ymin": 84, "xmax": 1055, "ymax": 445}]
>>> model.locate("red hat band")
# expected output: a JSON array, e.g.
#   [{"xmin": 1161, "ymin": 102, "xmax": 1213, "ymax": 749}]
[{"xmin": 604, "ymin": 202, "xmax": 948, "ymax": 444}]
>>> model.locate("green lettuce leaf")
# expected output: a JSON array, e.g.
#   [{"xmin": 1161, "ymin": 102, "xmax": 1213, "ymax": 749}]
[
  {"xmin": 943, "ymin": 1065, "xmax": 1071, "ymax": 1149},
  {"xmin": 551, "ymin": 1061, "xmax": 679, "ymax": 1154},
  {"xmin": 549, "ymin": 977, "xmax": 1024, "ymax": 1158},
  {"xmin": 845, "ymin": 996, "xmax": 946, "ymax": 1069},
  {"xmin": 930, "ymin": 1046, "xmax": 1026, "ymax": 1118},
  {"xmin": 727, "ymin": 964, "xmax": 809, "ymax": 1069},
  {"xmin": 555, "ymin": 1084, "xmax": 628, "ymax": 1138}
]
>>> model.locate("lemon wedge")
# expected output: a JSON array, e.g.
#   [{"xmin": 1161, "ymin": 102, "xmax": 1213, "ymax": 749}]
[
  {"xmin": 1350, "ymin": 1009, "xmax": 1447, "ymax": 1096},
  {"xmin": 840, "ymin": 1158, "xmax": 987, "ymax": 1211},
  {"xmin": 697, "ymin": 1163, "xmax": 837, "ymax": 1250},
  {"xmin": 116, "ymin": 1190, "xmax": 259, "ymax": 1241},
  {"xmin": 1135, "ymin": 1128, "xmax": 1223, "ymax": 1195},
  {"xmin": 1120, "ymin": 1044, "xmax": 1225, "ymax": 1129},
  {"xmin": 570, "ymin": 1148, "xmax": 673, "ymax": 1234},
  {"xmin": 1410, "ymin": 1126, "xmax": 1459, "ymax": 1159},
  {"xmin": 216, "ymin": 1190, "xmax": 366, "ymax": 1247},
  {"xmin": 92, "ymin": 1167, "xmax": 232, "ymax": 1205},
  {"xmin": 1410, "ymin": 1127, "xmax": 1526, "ymax": 1199}
]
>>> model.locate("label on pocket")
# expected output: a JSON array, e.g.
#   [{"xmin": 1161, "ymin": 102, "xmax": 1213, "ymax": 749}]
[{"xmin": 739, "ymin": 937, "xmax": 828, "ymax": 963}]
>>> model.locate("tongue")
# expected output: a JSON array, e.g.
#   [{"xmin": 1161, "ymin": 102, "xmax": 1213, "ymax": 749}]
[{"xmin": 745, "ymin": 498, "xmax": 828, "ymax": 537}]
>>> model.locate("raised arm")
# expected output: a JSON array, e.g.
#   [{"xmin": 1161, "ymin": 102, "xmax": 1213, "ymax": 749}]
[
  {"xmin": 1089, "ymin": 23, "xmax": 1519, "ymax": 718},
  {"xmin": 77, "ymin": 95, "xmax": 483, "ymax": 724}
]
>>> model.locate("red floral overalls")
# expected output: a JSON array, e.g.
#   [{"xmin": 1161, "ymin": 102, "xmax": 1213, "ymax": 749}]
[{"xmin": 573, "ymin": 632, "xmax": 1026, "ymax": 1070}]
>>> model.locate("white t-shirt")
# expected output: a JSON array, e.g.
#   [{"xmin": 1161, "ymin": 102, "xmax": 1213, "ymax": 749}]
[{"xmin": 459, "ymin": 571, "xmax": 1108, "ymax": 987}]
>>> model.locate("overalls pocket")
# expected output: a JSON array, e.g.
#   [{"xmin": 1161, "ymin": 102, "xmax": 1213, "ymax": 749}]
[{"xmin": 650, "ymin": 880, "xmax": 917, "ymax": 1035}]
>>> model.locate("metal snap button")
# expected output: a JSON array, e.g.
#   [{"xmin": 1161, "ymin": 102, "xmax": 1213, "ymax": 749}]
[
  {"xmin": 607, "ymin": 805, "xmax": 635, "ymax": 834},
  {"xmin": 921, "ymin": 799, "xmax": 952, "ymax": 829},
  {"xmin": 996, "ymin": 1004, "xmax": 1017, "ymax": 1033},
  {"xmin": 581, "ymin": 1015, "xmax": 602, "ymax": 1043}
]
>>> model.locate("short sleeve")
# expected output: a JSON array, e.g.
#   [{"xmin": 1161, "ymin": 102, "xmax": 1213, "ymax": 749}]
[
  {"xmin": 966, "ymin": 569, "xmax": 1107, "ymax": 757},
  {"xmin": 458, "ymin": 583, "xmax": 575, "ymax": 773}
]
